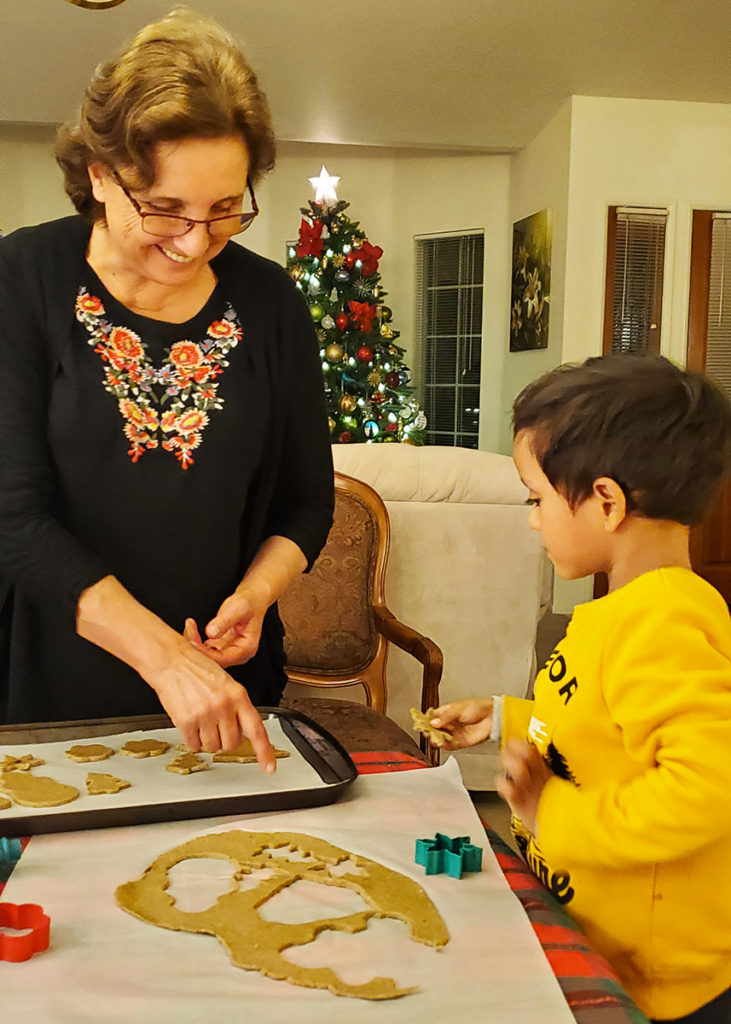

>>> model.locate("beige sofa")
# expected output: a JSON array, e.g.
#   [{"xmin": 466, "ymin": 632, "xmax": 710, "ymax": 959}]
[{"xmin": 285, "ymin": 443, "xmax": 551, "ymax": 790}]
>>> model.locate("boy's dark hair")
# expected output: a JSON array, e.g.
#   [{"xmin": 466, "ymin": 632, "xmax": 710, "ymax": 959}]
[{"xmin": 512, "ymin": 354, "xmax": 731, "ymax": 525}]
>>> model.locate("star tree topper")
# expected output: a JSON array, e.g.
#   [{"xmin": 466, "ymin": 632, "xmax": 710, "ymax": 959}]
[{"xmin": 308, "ymin": 165, "xmax": 340, "ymax": 205}]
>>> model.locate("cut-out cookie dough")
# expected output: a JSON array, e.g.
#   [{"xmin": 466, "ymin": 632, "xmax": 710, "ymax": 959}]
[
  {"xmin": 166, "ymin": 752, "xmax": 208, "ymax": 775},
  {"xmin": 86, "ymin": 772, "xmax": 131, "ymax": 795},
  {"xmin": 120, "ymin": 739, "xmax": 170, "ymax": 758},
  {"xmin": 410, "ymin": 707, "xmax": 451, "ymax": 746},
  {"xmin": 0, "ymin": 772, "xmax": 79, "ymax": 807},
  {"xmin": 1, "ymin": 753, "xmax": 45, "ymax": 772},
  {"xmin": 65, "ymin": 743, "xmax": 115, "ymax": 762},
  {"xmin": 116, "ymin": 830, "xmax": 449, "ymax": 1000},
  {"xmin": 212, "ymin": 739, "xmax": 290, "ymax": 764},
  {"xmin": 0, "ymin": 794, "xmax": 11, "ymax": 809}
]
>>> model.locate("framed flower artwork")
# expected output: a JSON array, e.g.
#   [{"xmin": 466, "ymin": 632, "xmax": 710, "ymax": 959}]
[{"xmin": 510, "ymin": 210, "xmax": 551, "ymax": 351}]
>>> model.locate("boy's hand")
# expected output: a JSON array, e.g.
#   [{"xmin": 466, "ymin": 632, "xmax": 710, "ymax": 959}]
[
  {"xmin": 496, "ymin": 739, "xmax": 552, "ymax": 836},
  {"xmin": 427, "ymin": 699, "xmax": 494, "ymax": 749}
]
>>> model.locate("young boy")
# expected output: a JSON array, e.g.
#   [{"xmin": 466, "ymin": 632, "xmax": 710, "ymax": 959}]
[{"xmin": 425, "ymin": 355, "xmax": 731, "ymax": 1024}]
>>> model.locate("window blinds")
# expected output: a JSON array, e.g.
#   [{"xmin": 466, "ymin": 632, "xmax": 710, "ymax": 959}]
[
  {"xmin": 705, "ymin": 214, "xmax": 731, "ymax": 399},
  {"xmin": 606, "ymin": 207, "xmax": 668, "ymax": 355},
  {"xmin": 414, "ymin": 232, "xmax": 484, "ymax": 448}
]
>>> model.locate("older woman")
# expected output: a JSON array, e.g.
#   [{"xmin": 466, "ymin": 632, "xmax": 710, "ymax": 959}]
[{"xmin": 0, "ymin": 9, "xmax": 334, "ymax": 769}]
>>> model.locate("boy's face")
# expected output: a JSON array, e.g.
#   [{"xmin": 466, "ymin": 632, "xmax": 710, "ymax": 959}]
[{"xmin": 513, "ymin": 431, "xmax": 610, "ymax": 580}]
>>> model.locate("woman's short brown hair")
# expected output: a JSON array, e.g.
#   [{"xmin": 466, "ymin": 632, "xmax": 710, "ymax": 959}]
[
  {"xmin": 55, "ymin": 6, "xmax": 276, "ymax": 221},
  {"xmin": 512, "ymin": 354, "xmax": 731, "ymax": 526}
]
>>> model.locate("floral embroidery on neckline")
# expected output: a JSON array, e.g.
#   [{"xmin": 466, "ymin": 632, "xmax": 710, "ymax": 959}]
[{"xmin": 75, "ymin": 287, "xmax": 242, "ymax": 469}]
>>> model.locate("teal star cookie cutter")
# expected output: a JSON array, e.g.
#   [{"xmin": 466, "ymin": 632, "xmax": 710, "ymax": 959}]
[{"xmin": 414, "ymin": 833, "xmax": 483, "ymax": 878}]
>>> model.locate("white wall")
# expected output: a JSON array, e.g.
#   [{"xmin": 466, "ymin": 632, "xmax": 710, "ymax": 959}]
[
  {"xmin": 502, "ymin": 99, "xmax": 572, "ymax": 454},
  {"xmin": 0, "ymin": 124, "xmax": 73, "ymax": 232},
  {"xmin": 564, "ymin": 96, "xmax": 731, "ymax": 368}
]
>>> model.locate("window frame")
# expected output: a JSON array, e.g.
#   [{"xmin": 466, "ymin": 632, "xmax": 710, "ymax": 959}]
[{"xmin": 414, "ymin": 230, "xmax": 485, "ymax": 449}]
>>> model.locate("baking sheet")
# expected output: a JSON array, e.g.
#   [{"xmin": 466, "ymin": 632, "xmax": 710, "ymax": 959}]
[
  {"xmin": 0, "ymin": 712, "xmax": 355, "ymax": 835},
  {"xmin": 0, "ymin": 760, "xmax": 575, "ymax": 1024}
]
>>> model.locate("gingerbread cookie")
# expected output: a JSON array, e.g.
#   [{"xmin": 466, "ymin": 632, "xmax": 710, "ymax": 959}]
[
  {"xmin": 410, "ymin": 707, "xmax": 451, "ymax": 746},
  {"xmin": 65, "ymin": 743, "xmax": 115, "ymax": 762},
  {"xmin": 120, "ymin": 739, "xmax": 170, "ymax": 758},
  {"xmin": 1, "ymin": 753, "xmax": 45, "ymax": 772},
  {"xmin": 86, "ymin": 772, "xmax": 131, "ymax": 795},
  {"xmin": 0, "ymin": 772, "xmax": 79, "ymax": 807},
  {"xmin": 117, "ymin": 830, "xmax": 449, "ymax": 1000},
  {"xmin": 166, "ymin": 752, "xmax": 208, "ymax": 775},
  {"xmin": 212, "ymin": 739, "xmax": 289, "ymax": 764}
]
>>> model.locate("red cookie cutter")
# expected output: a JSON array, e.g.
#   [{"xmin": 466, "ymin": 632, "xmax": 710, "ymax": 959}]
[{"xmin": 0, "ymin": 903, "xmax": 50, "ymax": 962}]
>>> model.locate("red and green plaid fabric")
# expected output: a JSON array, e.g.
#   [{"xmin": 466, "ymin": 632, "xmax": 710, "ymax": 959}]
[{"xmin": 351, "ymin": 751, "xmax": 650, "ymax": 1024}]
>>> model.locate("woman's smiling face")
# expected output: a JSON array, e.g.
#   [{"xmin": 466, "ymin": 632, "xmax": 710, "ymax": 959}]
[{"xmin": 88, "ymin": 135, "xmax": 250, "ymax": 288}]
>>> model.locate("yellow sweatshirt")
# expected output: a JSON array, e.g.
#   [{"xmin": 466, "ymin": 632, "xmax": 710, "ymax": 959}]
[{"xmin": 503, "ymin": 568, "xmax": 731, "ymax": 1021}]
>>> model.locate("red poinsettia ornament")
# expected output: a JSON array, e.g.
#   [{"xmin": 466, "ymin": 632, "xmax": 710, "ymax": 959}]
[
  {"xmin": 296, "ymin": 218, "xmax": 324, "ymax": 258},
  {"xmin": 352, "ymin": 240, "xmax": 383, "ymax": 277},
  {"xmin": 348, "ymin": 300, "xmax": 378, "ymax": 333}
]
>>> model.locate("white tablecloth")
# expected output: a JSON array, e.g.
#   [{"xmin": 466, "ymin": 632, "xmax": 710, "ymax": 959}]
[{"xmin": 0, "ymin": 759, "xmax": 574, "ymax": 1024}]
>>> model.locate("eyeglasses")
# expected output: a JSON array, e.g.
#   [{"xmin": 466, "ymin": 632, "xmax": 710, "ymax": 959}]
[{"xmin": 111, "ymin": 170, "xmax": 259, "ymax": 238}]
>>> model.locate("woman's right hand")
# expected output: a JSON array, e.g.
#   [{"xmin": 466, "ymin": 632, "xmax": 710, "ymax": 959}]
[
  {"xmin": 76, "ymin": 575, "xmax": 276, "ymax": 771},
  {"xmin": 149, "ymin": 639, "xmax": 276, "ymax": 769},
  {"xmin": 428, "ymin": 699, "xmax": 494, "ymax": 749}
]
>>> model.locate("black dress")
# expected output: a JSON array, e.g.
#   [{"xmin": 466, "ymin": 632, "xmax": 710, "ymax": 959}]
[{"xmin": 0, "ymin": 218, "xmax": 334, "ymax": 723}]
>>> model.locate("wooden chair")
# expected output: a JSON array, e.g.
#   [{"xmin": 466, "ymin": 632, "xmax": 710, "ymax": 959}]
[{"xmin": 278, "ymin": 471, "xmax": 443, "ymax": 765}]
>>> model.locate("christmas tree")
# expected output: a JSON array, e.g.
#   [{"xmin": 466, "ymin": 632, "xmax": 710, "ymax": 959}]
[{"xmin": 286, "ymin": 166, "xmax": 426, "ymax": 444}]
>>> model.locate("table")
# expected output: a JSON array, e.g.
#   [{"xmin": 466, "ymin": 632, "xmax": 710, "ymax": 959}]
[{"xmin": 0, "ymin": 711, "xmax": 649, "ymax": 1024}]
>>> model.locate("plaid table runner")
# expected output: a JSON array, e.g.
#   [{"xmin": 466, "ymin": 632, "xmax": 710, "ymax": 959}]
[
  {"xmin": 1, "ymin": 751, "xmax": 649, "ymax": 1024},
  {"xmin": 351, "ymin": 751, "xmax": 650, "ymax": 1024}
]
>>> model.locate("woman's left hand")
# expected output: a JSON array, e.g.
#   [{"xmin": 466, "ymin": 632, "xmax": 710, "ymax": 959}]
[
  {"xmin": 496, "ymin": 739, "xmax": 553, "ymax": 836},
  {"xmin": 184, "ymin": 588, "xmax": 266, "ymax": 668}
]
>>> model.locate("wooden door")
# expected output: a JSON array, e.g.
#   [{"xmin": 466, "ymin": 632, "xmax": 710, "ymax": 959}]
[{"xmin": 687, "ymin": 210, "xmax": 731, "ymax": 603}]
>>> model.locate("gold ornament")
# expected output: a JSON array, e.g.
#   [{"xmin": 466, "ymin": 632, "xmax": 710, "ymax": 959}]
[
  {"xmin": 380, "ymin": 323, "xmax": 394, "ymax": 339},
  {"xmin": 388, "ymin": 344, "xmax": 398, "ymax": 355},
  {"xmin": 325, "ymin": 343, "xmax": 344, "ymax": 362},
  {"xmin": 339, "ymin": 393, "xmax": 357, "ymax": 413},
  {"xmin": 328, "ymin": 417, "xmax": 336, "ymax": 432},
  {"xmin": 332, "ymin": 253, "xmax": 345, "ymax": 267},
  {"xmin": 289, "ymin": 265, "xmax": 304, "ymax": 282},
  {"xmin": 317, "ymin": 329, "xmax": 326, "ymax": 342},
  {"xmin": 402, "ymin": 437, "xmax": 416, "ymax": 445},
  {"xmin": 368, "ymin": 369, "xmax": 383, "ymax": 386}
]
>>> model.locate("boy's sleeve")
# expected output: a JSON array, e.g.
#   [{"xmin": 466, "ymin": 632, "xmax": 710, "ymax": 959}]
[
  {"xmin": 536, "ymin": 597, "xmax": 731, "ymax": 869},
  {"xmin": 500, "ymin": 695, "xmax": 535, "ymax": 747}
]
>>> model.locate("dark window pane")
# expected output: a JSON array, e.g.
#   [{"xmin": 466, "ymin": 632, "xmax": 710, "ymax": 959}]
[
  {"xmin": 426, "ymin": 337, "xmax": 457, "ymax": 383},
  {"xmin": 426, "ymin": 431, "xmax": 457, "ymax": 446},
  {"xmin": 427, "ymin": 288, "xmax": 459, "ymax": 335},
  {"xmin": 458, "ymin": 340, "xmax": 481, "ymax": 386},
  {"xmin": 425, "ymin": 387, "xmax": 455, "ymax": 432},
  {"xmin": 457, "ymin": 386, "xmax": 481, "ymax": 434},
  {"xmin": 457, "ymin": 433, "xmax": 479, "ymax": 450}
]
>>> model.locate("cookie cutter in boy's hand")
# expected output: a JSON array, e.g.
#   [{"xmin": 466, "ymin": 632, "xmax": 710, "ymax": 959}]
[
  {"xmin": 0, "ymin": 902, "xmax": 51, "ymax": 961},
  {"xmin": 415, "ymin": 832, "xmax": 483, "ymax": 878}
]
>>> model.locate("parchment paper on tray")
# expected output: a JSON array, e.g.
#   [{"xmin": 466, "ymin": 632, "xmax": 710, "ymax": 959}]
[{"xmin": 0, "ymin": 711, "xmax": 356, "ymax": 835}]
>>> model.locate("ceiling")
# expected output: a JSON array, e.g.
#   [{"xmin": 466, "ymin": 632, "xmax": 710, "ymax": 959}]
[{"xmin": 2, "ymin": 0, "xmax": 730, "ymax": 151}]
